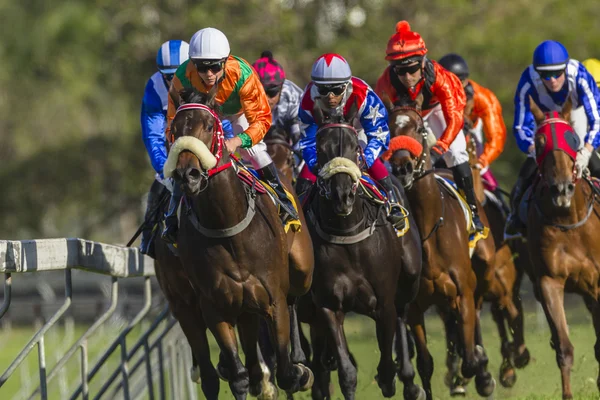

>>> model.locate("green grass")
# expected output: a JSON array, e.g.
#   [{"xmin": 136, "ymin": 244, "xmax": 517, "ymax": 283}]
[{"xmin": 1, "ymin": 309, "xmax": 598, "ymax": 400}]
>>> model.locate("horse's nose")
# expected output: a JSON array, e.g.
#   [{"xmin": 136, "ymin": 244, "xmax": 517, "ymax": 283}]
[{"xmin": 184, "ymin": 167, "xmax": 202, "ymax": 183}]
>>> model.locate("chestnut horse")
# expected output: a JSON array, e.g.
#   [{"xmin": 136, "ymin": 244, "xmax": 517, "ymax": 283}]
[
  {"xmin": 163, "ymin": 87, "xmax": 314, "ymax": 399},
  {"xmin": 383, "ymin": 94, "xmax": 496, "ymax": 399},
  {"xmin": 265, "ymin": 124, "xmax": 296, "ymax": 183},
  {"xmin": 304, "ymin": 103, "xmax": 424, "ymax": 400},
  {"xmin": 527, "ymin": 96, "xmax": 600, "ymax": 400}
]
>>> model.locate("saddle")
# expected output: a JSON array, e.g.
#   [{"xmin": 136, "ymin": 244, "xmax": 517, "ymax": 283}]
[{"xmin": 435, "ymin": 175, "xmax": 489, "ymax": 257}]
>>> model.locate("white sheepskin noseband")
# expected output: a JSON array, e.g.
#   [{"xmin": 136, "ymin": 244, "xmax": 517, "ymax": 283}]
[
  {"xmin": 163, "ymin": 136, "xmax": 217, "ymax": 178},
  {"xmin": 318, "ymin": 157, "xmax": 361, "ymax": 182}
]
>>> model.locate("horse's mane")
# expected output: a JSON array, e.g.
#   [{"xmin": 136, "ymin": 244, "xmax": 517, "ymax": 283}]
[{"xmin": 179, "ymin": 87, "xmax": 211, "ymax": 105}]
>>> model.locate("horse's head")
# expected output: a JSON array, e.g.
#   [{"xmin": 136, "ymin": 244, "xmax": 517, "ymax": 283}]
[
  {"xmin": 530, "ymin": 95, "xmax": 580, "ymax": 208},
  {"xmin": 313, "ymin": 101, "xmax": 361, "ymax": 216},
  {"xmin": 163, "ymin": 86, "xmax": 224, "ymax": 195},
  {"xmin": 381, "ymin": 93, "xmax": 427, "ymax": 189}
]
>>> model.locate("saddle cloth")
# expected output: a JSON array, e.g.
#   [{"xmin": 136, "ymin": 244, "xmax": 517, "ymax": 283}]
[{"xmin": 435, "ymin": 175, "xmax": 489, "ymax": 257}]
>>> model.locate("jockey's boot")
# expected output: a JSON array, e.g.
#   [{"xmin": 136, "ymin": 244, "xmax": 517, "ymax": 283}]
[
  {"xmin": 378, "ymin": 176, "xmax": 406, "ymax": 230},
  {"xmin": 504, "ymin": 158, "xmax": 537, "ymax": 239},
  {"xmin": 161, "ymin": 182, "xmax": 183, "ymax": 244},
  {"xmin": 140, "ymin": 180, "xmax": 167, "ymax": 258},
  {"xmin": 259, "ymin": 163, "xmax": 299, "ymax": 224},
  {"xmin": 452, "ymin": 162, "xmax": 485, "ymax": 233}
]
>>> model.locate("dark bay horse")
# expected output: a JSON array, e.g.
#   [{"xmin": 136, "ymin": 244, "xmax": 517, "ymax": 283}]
[
  {"xmin": 527, "ymin": 96, "xmax": 600, "ymax": 400},
  {"xmin": 382, "ymin": 94, "xmax": 496, "ymax": 399},
  {"xmin": 163, "ymin": 87, "xmax": 314, "ymax": 399},
  {"xmin": 304, "ymin": 103, "xmax": 424, "ymax": 400},
  {"xmin": 265, "ymin": 124, "xmax": 295, "ymax": 183}
]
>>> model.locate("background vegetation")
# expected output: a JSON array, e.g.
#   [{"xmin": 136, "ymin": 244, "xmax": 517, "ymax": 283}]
[{"xmin": 1, "ymin": 0, "xmax": 598, "ymax": 242}]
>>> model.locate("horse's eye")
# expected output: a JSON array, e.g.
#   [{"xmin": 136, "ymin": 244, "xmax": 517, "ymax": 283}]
[{"xmin": 207, "ymin": 124, "xmax": 214, "ymax": 131}]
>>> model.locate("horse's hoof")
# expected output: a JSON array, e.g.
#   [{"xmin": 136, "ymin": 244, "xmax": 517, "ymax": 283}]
[
  {"xmin": 216, "ymin": 363, "xmax": 230, "ymax": 382},
  {"xmin": 499, "ymin": 360, "xmax": 516, "ymax": 388},
  {"xmin": 450, "ymin": 385, "xmax": 466, "ymax": 397},
  {"xmin": 514, "ymin": 348, "xmax": 531, "ymax": 369},
  {"xmin": 475, "ymin": 374, "xmax": 496, "ymax": 397},
  {"xmin": 375, "ymin": 373, "xmax": 396, "ymax": 397},
  {"xmin": 404, "ymin": 384, "xmax": 427, "ymax": 400},
  {"xmin": 257, "ymin": 382, "xmax": 278, "ymax": 400},
  {"xmin": 297, "ymin": 363, "xmax": 314, "ymax": 392},
  {"xmin": 190, "ymin": 365, "xmax": 201, "ymax": 383}
]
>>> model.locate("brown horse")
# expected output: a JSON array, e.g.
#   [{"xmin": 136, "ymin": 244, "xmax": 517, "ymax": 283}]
[
  {"xmin": 383, "ymin": 94, "xmax": 496, "ymax": 399},
  {"xmin": 303, "ymin": 103, "xmax": 424, "ymax": 400},
  {"xmin": 164, "ymin": 87, "xmax": 314, "ymax": 399},
  {"xmin": 526, "ymin": 96, "xmax": 600, "ymax": 400},
  {"xmin": 265, "ymin": 124, "xmax": 295, "ymax": 183}
]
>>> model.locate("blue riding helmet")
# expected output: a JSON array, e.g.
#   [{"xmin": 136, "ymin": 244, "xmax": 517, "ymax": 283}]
[
  {"xmin": 156, "ymin": 40, "xmax": 190, "ymax": 74},
  {"xmin": 533, "ymin": 40, "xmax": 569, "ymax": 71}
]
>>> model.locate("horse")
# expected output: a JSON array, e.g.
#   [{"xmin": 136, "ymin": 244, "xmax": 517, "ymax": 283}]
[
  {"xmin": 382, "ymin": 93, "xmax": 496, "ymax": 399},
  {"xmin": 303, "ymin": 102, "xmax": 424, "ymax": 400},
  {"xmin": 163, "ymin": 86, "xmax": 314, "ymax": 399},
  {"xmin": 264, "ymin": 124, "xmax": 296, "ymax": 183},
  {"xmin": 526, "ymin": 96, "xmax": 600, "ymax": 400}
]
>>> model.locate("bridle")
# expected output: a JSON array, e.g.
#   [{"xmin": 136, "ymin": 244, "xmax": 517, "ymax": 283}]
[{"xmin": 391, "ymin": 105, "xmax": 431, "ymax": 179}]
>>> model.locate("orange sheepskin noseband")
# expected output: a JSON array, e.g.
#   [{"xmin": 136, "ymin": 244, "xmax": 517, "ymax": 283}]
[{"xmin": 382, "ymin": 136, "xmax": 423, "ymax": 161}]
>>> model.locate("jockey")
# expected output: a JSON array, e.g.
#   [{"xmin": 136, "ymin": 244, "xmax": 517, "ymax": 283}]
[
  {"xmin": 439, "ymin": 53, "xmax": 508, "ymax": 210},
  {"xmin": 505, "ymin": 40, "xmax": 600, "ymax": 237},
  {"xmin": 375, "ymin": 21, "xmax": 484, "ymax": 233},
  {"xmin": 296, "ymin": 53, "xmax": 406, "ymax": 230},
  {"xmin": 583, "ymin": 58, "xmax": 600, "ymax": 88},
  {"xmin": 252, "ymin": 51, "xmax": 304, "ymax": 145},
  {"xmin": 139, "ymin": 40, "xmax": 189, "ymax": 256},
  {"xmin": 162, "ymin": 27, "xmax": 297, "ymax": 243}
]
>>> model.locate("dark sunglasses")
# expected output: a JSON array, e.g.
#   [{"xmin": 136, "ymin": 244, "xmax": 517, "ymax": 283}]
[
  {"xmin": 393, "ymin": 63, "xmax": 422, "ymax": 76},
  {"xmin": 264, "ymin": 85, "xmax": 283, "ymax": 98},
  {"xmin": 316, "ymin": 83, "xmax": 347, "ymax": 97},
  {"xmin": 162, "ymin": 73, "xmax": 174, "ymax": 82},
  {"xmin": 537, "ymin": 69, "xmax": 565, "ymax": 81},
  {"xmin": 193, "ymin": 60, "xmax": 224, "ymax": 74}
]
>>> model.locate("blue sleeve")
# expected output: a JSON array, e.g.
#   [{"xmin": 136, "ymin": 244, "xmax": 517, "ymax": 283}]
[
  {"xmin": 512, "ymin": 69, "xmax": 536, "ymax": 154},
  {"xmin": 141, "ymin": 80, "xmax": 168, "ymax": 176},
  {"xmin": 576, "ymin": 63, "xmax": 600, "ymax": 146},
  {"xmin": 222, "ymin": 119, "xmax": 234, "ymax": 139},
  {"xmin": 359, "ymin": 91, "xmax": 390, "ymax": 168},
  {"xmin": 298, "ymin": 107, "xmax": 318, "ymax": 172}
]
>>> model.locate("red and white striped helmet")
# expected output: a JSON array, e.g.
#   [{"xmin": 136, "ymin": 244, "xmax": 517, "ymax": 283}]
[{"xmin": 310, "ymin": 53, "xmax": 352, "ymax": 85}]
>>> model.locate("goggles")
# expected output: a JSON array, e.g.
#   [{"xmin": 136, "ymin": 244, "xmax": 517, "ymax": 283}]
[
  {"xmin": 537, "ymin": 69, "xmax": 565, "ymax": 81},
  {"xmin": 316, "ymin": 83, "xmax": 347, "ymax": 97},
  {"xmin": 193, "ymin": 59, "xmax": 225, "ymax": 74},
  {"xmin": 393, "ymin": 63, "xmax": 422, "ymax": 76},
  {"xmin": 264, "ymin": 84, "xmax": 283, "ymax": 98}
]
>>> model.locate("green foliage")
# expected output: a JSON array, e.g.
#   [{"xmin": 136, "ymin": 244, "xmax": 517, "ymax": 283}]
[{"xmin": 0, "ymin": 0, "xmax": 598, "ymax": 240}]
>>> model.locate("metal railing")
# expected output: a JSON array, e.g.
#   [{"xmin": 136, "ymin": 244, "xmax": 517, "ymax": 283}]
[{"xmin": 0, "ymin": 238, "xmax": 198, "ymax": 400}]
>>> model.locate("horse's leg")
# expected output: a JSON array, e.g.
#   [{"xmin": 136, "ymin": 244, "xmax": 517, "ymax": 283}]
[
  {"xmin": 583, "ymin": 295, "xmax": 600, "ymax": 393},
  {"xmin": 373, "ymin": 303, "xmax": 398, "ymax": 398},
  {"xmin": 268, "ymin": 294, "xmax": 313, "ymax": 393},
  {"xmin": 204, "ymin": 315, "xmax": 249, "ymax": 400},
  {"xmin": 258, "ymin": 319, "xmax": 277, "ymax": 386},
  {"xmin": 510, "ymin": 269, "xmax": 531, "ymax": 368},
  {"xmin": 490, "ymin": 302, "xmax": 516, "ymax": 388},
  {"xmin": 439, "ymin": 308, "xmax": 466, "ymax": 396},
  {"xmin": 289, "ymin": 298, "xmax": 308, "ymax": 366},
  {"xmin": 458, "ymin": 288, "xmax": 495, "ymax": 397},
  {"xmin": 539, "ymin": 276, "xmax": 573, "ymax": 400},
  {"xmin": 408, "ymin": 305, "xmax": 434, "ymax": 400},
  {"xmin": 395, "ymin": 307, "xmax": 425, "ymax": 400},
  {"xmin": 310, "ymin": 315, "xmax": 333, "ymax": 400},
  {"xmin": 320, "ymin": 307, "xmax": 357, "ymax": 400},
  {"xmin": 171, "ymin": 305, "xmax": 220, "ymax": 400},
  {"xmin": 238, "ymin": 313, "xmax": 277, "ymax": 400}
]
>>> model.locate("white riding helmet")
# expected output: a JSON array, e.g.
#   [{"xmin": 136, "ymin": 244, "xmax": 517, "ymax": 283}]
[
  {"xmin": 189, "ymin": 28, "xmax": 230, "ymax": 60},
  {"xmin": 311, "ymin": 53, "xmax": 352, "ymax": 85}
]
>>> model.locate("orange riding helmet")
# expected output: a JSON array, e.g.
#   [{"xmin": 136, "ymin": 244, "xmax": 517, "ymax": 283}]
[{"xmin": 385, "ymin": 21, "xmax": 428, "ymax": 64}]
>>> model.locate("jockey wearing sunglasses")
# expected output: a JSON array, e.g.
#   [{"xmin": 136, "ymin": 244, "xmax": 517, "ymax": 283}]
[
  {"xmin": 296, "ymin": 53, "xmax": 407, "ymax": 230},
  {"xmin": 162, "ymin": 27, "xmax": 298, "ymax": 244},
  {"xmin": 252, "ymin": 51, "xmax": 304, "ymax": 145},
  {"xmin": 376, "ymin": 21, "xmax": 485, "ymax": 233},
  {"xmin": 139, "ymin": 39, "xmax": 188, "ymax": 257},
  {"xmin": 506, "ymin": 40, "xmax": 600, "ymax": 238}
]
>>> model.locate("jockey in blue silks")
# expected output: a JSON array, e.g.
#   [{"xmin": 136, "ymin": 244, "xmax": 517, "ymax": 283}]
[
  {"xmin": 139, "ymin": 39, "xmax": 232, "ymax": 256},
  {"xmin": 505, "ymin": 40, "xmax": 600, "ymax": 238}
]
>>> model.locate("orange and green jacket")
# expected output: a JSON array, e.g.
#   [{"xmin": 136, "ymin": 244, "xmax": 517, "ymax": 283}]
[
  {"xmin": 166, "ymin": 55, "xmax": 271, "ymax": 148},
  {"xmin": 467, "ymin": 79, "xmax": 507, "ymax": 168}
]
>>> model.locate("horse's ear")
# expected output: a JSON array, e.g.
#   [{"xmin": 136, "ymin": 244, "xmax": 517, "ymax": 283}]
[
  {"xmin": 206, "ymin": 84, "xmax": 219, "ymax": 110},
  {"xmin": 381, "ymin": 92, "xmax": 394, "ymax": 111},
  {"xmin": 529, "ymin": 95, "xmax": 545, "ymax": 124},
  {"xmin": 312, "ymin": 102, "xmax": 326, "ymax": 126},
  {"xmin": 414, "ymin": 92, "xmax": 424, "ymax": 111},
  {"xmin": 561, "ymin": 94, "xmax": 573, "ymax": 122},
  {"xmin": 346, "ymin": 98, "xmax": 359, "ymax": 123}
]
